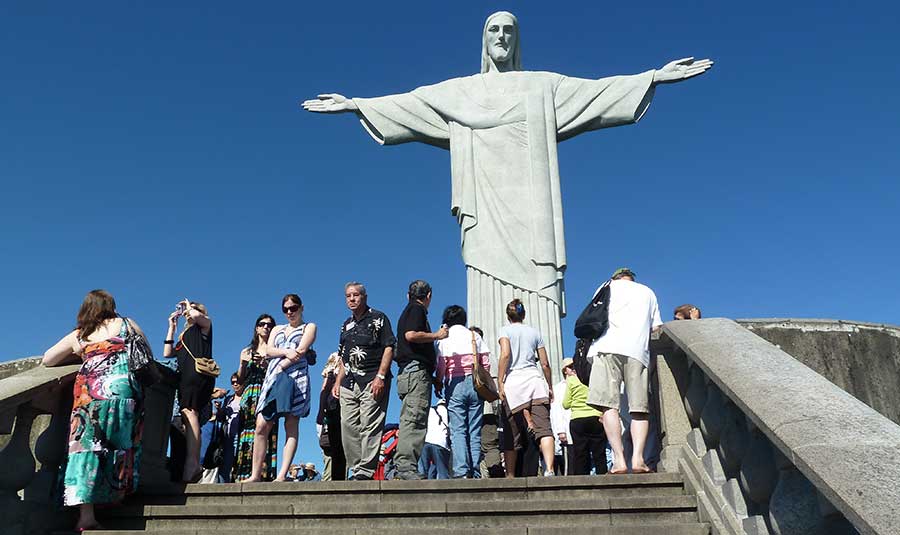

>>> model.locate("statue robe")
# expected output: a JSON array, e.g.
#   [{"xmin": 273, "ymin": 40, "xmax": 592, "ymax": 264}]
[{"xmin": 353, "ymin": 70, "xmax": 655, "ymax": 381}]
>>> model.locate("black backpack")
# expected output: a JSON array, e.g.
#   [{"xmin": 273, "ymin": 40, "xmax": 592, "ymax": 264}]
[
  {"xmin": 572, "ymin": 280, "xmax": 612, "ymax": 386},
  {"xmin": 574, "ymin": 280, "xmax": 611, "ymax": 339},
  {"xmin": 572, "ymin": 338, "xmax": 593, "ymax": 386}
]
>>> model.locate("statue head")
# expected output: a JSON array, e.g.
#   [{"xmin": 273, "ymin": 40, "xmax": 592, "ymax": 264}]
[{"xmin": 481, "ymin": 11, "xmax": 521, "ymax": 73}]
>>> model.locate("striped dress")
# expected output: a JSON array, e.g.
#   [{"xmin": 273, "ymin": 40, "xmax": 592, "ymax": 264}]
[
  {"xmin": 231, "ymin": 356, "xmax": 277, "ymax": 482},
  {"xmin": 257, "ymin": 324, "xmax": 312, "ymax": 419}
]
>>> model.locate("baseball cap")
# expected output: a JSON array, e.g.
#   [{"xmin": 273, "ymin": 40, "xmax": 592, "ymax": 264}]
[
  {"xmin": 561, "ymin": 357, "xmax": 574, "ymax": 369},
  {"xmin": 612, "ymin": 267, "xmax": 636, "ymax": 280}
]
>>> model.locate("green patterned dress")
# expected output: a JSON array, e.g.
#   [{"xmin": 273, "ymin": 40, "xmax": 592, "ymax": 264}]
[
  {"xmin": 63, "ymin": 321, "xmax": 143, "ymax": 505},
  {"xmin": 231, "ymin": 356, "xmax": 278, "ymax": 481}
]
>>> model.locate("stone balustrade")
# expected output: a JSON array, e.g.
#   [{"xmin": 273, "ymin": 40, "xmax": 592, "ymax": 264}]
[
  {"xmin": 0, "ymin": 358, "xmax": 177, "ymax": 535},
  {"xmin": 655, "ymin": 318, "xmax": 900, "ymax": 535}
]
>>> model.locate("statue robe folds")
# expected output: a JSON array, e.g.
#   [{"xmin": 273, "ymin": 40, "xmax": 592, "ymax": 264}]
[{"xmin": 353, "ymin": 70, "xmax": 655, "ymax": 380}]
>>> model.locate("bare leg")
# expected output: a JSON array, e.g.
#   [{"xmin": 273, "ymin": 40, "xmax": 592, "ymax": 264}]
[
  {"xmin": 601, "ymin": 409, "xmax": 627, "ymax": 474},
  {"xmin": 246, "ymin": 414, "xmax": 275, "ymax": 482},
  {"xmin": 503, "ymin": 449, "xmax": 517, "ymax": 479},
  {"xmin": 276, "ymin": 415, "xmax": 300, "ymax": 481},
  {"xmin": 181, "ymin": 408, "xmax": 202, "ymax": 481},
  {"xmin": 630, "ymin": 413, "xmax": 651, "ymax": 472},
  {"xmin": 522, "ymin": 408, "xmax": 535, "ymax": 431},
  {"xmin": 75, "ymin": 504, "xmax": 99, "ymax": 530},
  {"xmin": 539, "ymin": 436, "xmax": 555, "ymax": 474}
]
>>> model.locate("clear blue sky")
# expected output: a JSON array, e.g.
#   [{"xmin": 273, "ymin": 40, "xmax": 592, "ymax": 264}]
[{"xmin": 2, "ymin": 2, "xmax": 898, "ymax": 467}]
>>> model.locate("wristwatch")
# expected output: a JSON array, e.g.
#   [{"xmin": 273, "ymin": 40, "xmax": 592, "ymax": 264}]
[{"xmin": 376, "ymin": 373, "xmax": 386, "ymax": 381}]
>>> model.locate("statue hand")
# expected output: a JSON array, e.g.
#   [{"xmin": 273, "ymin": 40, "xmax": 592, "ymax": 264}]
[
  {"xmin": 653, "ymin": 57, "xmax": 714, "ymax": 84},
  {"xmin": 301, "ymin": 93, "xmax": 359, "ymax": 113}
]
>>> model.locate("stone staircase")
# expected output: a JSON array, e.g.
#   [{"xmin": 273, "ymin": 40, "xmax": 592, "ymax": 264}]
[{"xmin": 89, "ymin": 473, "xmax": 709, "ymax": 535}]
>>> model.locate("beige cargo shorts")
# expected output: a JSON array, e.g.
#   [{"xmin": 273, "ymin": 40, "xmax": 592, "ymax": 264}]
[{"xmin": 586, "ymin": 353, "xmax": 649, "ymax": 414}]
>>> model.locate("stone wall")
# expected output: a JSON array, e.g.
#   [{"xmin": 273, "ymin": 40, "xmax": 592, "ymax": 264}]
[
  {"xmin": 0, "ymin": 358, "xmax": 42, "ymax": 382},
  {"xmin": 739, "ymin": 319, "xmax": 900, "ymax": 425}
]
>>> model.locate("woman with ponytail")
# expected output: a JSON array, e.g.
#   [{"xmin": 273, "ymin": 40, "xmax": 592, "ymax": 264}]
[{"xmin": 497, "ymin": 298, "xmax": 556, "ymax": 477}]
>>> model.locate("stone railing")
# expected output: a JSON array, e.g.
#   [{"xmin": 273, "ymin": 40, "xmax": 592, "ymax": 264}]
[
  {"xmin": 0, "ymin": 358, "xmax": 177, "ymax": 535},
  {"xmin": 654, "ymin": 318, "xmax": 900, "ymax": 535}
]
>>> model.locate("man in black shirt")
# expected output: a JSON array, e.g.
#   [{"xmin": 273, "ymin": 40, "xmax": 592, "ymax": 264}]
[
  {"xmin": 394, "ymin": 280, "xmax": 449, "ymax": 479},
  {"xmin": 334, "ymin": 281, "xmax": 397, "ymax": 480}
]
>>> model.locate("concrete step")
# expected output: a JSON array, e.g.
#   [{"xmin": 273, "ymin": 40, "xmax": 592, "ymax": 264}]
[
  {"xmin": 133, "ymin": 473, "xmax": 686, "ymax": 506},
  {"xmin": 90, "ymin": 525, "xmax": 710, "ymax": 535},
  {"xmin": 101, "ymin": 495, "xmax": 701, "ymax": 531}
]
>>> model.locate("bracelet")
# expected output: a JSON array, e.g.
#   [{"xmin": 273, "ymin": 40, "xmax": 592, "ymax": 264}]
[
  {"xmin": 376, "ymin": 373, "xmax": 386, "ymax": 381},
  {"xmin": 163, "ymin": 339, "xmax": 174, "ymax": 344}
]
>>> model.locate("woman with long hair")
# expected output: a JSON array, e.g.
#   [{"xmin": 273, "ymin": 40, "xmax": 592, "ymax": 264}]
[
  {"xmin": 246, "ymin": 294, "xmax": 317, "ymax": 482},
  {"xmin": 43, "ymin": 290, "xmax": 146, "ymax": 531},
  {"xmin": 231, "ymin": 314, "xmax": 279, "ymax": 482},
  {"xmin": 435, "ymin": 305, "xmax": 491, "ymax": 478},
  {"xmin": 497, "ymin": 298, "xmax": 556, "ymax": 477},
  {"xmin": 163, "ymin": 299, "xmax": 214, "ymax": 482}
]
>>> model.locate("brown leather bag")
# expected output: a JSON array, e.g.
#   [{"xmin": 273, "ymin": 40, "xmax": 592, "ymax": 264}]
[
  {"xmin": 471, "ymin": 330, "xmax": 499, "ymax": 402},
  {"xmin": 180, "ymin": 331, "xmax": 221, "ymax": 378}
]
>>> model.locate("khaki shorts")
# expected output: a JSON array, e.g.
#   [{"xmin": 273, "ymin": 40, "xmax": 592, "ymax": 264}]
[{"xmin": 586, "ymin": 353, "xmax": 649, "ymax": 414}]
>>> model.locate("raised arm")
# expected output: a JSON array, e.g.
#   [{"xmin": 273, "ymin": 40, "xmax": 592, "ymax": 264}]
[
  {"xmin": 652, "ymin": 57, "xmax": 714, "ymax": 84},
  {"xmin": 301, "ymin": 93, "xmax": 359, "ymax": 114}
]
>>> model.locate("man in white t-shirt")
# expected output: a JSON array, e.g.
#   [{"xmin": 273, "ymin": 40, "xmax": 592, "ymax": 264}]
[{"xmin": 586, "ymin": 267, "xmax": 662, "ymax": 474}]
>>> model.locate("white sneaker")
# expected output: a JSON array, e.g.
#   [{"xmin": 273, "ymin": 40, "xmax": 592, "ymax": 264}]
[{"xmin": 543, "ymin": 470, "xmax": 555, "ymax": 477}]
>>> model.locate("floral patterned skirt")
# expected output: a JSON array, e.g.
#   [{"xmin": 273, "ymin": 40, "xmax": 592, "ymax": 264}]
[{"xmin": 63, "ymin": 341, "xmax": 143, "ymax": 506}]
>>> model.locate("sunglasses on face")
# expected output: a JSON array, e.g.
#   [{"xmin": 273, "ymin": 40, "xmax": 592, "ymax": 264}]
[
  {"xmin": 257, "ymin": 321, "xmax": 275, "ymax": 328},
  {"xmin": 283, "ymin": 305, "xmax": 300, "ymax": 314}
]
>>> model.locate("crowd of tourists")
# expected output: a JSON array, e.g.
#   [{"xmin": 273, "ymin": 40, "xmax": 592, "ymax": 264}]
[{"xmin": 42, "ymin": 270, "xmax": 702, "ymax": 530}]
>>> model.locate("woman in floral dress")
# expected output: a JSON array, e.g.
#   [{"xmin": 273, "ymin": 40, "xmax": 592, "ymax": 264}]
[
  {"xmin": 232, "ymin": 314, "xmax": 279, "ymax": 482},
  {"xmin": 43, "ymin": 290, "xmax": 145, "ymax": 532}
]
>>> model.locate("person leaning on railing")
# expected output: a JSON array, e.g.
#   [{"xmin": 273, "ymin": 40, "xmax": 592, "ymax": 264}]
[{"xmin": 43, "ymin": 289, "xmax": 146, "ymax": 532}]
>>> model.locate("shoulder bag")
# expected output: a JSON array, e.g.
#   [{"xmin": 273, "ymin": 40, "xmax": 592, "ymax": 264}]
[
  {"xmin": 180, "ymin": 329, "xmax": 221, "ymax": 378},
  {"xmin": 471, "ymin": 330, "xmax": 499, "ymax": 402},
  {"xmin": 123, "ymin": 317, "xmax": 162, "ymax": 387}
]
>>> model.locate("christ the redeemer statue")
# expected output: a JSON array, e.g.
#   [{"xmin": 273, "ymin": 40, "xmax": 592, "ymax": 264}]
[{"xmin": 303, "ymin": 11, "xmax": 712, "ymax": 381}]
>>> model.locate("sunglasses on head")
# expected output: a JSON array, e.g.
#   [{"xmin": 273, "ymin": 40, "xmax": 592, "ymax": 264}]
[{"xmin": 283, "ymin": 305, "xmax": 300, "ymax": 314}]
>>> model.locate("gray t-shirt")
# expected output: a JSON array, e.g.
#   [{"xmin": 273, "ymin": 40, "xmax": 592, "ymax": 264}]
[{"xmin": 499, "ymin": 323, "xmax": 545, "ymax": 372}]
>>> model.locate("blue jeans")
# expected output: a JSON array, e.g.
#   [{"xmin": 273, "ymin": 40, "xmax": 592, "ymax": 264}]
[
  {"xmin": 418, "ymin": 443, "xmax": 450, "ymax": 479},
  {"xmin": 446, "ymin": 375, "xmax": 484, "ymax": 478}
]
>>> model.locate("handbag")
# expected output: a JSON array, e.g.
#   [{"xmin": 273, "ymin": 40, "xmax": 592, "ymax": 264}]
[
  {"xmin": 202, "ymin": 421, "xmax": 225, "ymax": 469},
  {"xmin": 180, "ymin": 330, "xmax": 221, "ymax": 378},
  {"xmin": 123, "ymin": 317, "xmax": 162, "ymax": 387},
  {"xmin": 470, "ymin": 330, "xmax": 499, "ymax": 402}
]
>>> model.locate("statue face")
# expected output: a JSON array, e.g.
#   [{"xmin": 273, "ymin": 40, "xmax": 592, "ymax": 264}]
[{"xmin": 485, "ymin": 13, "xmax": 516, "ymax": 65}]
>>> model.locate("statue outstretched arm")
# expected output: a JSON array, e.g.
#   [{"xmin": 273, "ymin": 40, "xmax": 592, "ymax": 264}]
[
  {"xmin": 652, "ymin": 57, "xmax": 714, "ymax": 84},
  {"xmin": 301, "ymin": 93, "xmax": 359, "ymax": 113}
]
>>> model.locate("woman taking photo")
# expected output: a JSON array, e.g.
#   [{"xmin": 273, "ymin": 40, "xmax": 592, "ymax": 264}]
[
  {"xmin": 232, "ymin": 314, "xmax": 279, "ymax": 482},
  {"xmin": 246, "ymin": 294, "xmax": 317, "ymax": 482},
  {"xmin": 497, "ymin": 298, "xmax": 555, "ymax": 477},
  {"xmin": 435, "ymin": 305, "xmax": 491, "ymax": 478},
  {"xmin": 163, "ymin": 299, "xmax": 214, "ymax": 482},
  {"xmin": 43, "ymin": 290, "xmax": 145, "ymax": 531}
]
